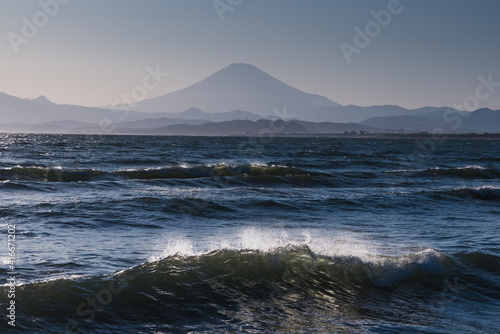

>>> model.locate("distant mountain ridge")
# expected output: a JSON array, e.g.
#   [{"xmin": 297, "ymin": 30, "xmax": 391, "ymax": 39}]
[
  {"xmin": 0, "ymin": 63, "xmax": 499, "ymax": 133},
  {"xmin": 0, "ymin": 93, "xmax": 262, "ymax": 125},
  {"xmin": 0, "ymin": 92, "xmax": 145, "ymax": 124},
  {"xmin": 362, "ymin": 107, "xmax": 500, "ymax": 133}
]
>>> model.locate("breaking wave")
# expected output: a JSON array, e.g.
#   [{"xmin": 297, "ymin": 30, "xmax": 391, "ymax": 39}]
[
  {"xmin": 2, "ymin": 228, "xmax": 498, "ymax": 333},
  {"xmin": 452, "ymin": 186, "xmax": 500, "ymax": 200},
  {"xmin": 430, "ymin": 185, "xmax": 500, "ymax": 201}
]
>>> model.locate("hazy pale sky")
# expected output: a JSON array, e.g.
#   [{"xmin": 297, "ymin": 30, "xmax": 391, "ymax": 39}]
[{"xmin": 1, "ymin": 0, "xmax": 499, "ymax": 110}]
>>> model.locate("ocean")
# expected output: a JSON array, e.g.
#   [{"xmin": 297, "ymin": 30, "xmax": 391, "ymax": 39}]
[{"xmin": 0, "ymin": 133, "xmax": 499, "ymax": 333}]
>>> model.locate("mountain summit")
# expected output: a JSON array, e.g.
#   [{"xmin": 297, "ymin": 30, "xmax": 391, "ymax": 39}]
[
  {"xmin": 133, "ymin": 63, "xmax": 339, "ymax": 116},
  {"xmin": 30, "ymin": 95, "xmax": 55, "ymax": 106}
]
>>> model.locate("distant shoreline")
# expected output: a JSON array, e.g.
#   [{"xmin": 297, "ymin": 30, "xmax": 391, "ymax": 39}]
[
  {"xmin": 2, "ymin": 131, "xmax": 500, "ymax": 139},
  {"xmin": 267, "ymin": 132, "xmax": 500, "ymax": 139}
]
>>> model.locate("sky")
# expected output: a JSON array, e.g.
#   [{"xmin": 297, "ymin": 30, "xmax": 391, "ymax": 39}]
[{"xmin": 1, "ymin": 0, "xmax": 499, "ymax": 110}]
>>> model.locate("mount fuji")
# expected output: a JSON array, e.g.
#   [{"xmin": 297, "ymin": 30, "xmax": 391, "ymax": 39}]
[{"xmin": 130, "ymin": 63, "xmax": 339, "ymax": 116}]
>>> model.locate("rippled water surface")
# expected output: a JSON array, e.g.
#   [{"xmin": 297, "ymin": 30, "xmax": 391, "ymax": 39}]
[{"xmin": 0, "ymin": 134, "xmax": 499, "ymax": 333}]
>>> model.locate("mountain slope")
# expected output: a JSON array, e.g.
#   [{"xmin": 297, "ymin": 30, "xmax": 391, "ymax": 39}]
[
  {"xmin": 462, "ymin": 108, "xmax": 500, "ymax": 132},
  {"xmin": 133, "ymin": 63, "xmax": 338, "ymax": 116}
]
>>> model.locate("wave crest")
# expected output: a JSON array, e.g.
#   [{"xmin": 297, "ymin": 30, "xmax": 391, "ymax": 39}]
[{"xmin": 0, "ymin": 164, "xmax": 312, "ymax": 182}]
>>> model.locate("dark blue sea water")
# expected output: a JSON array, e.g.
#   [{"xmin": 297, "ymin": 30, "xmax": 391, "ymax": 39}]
[{"xmin": 0, "ymin": 133, "xmax": 499, "ymax": 333}]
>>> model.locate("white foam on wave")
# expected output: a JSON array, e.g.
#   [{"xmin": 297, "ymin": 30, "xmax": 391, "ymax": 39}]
[
  {"xmin": 366, "ymin": 248, "xmax": 443, "ymax": 287},
  {"xmin": 0, "ymin": 274, "xmax": 85, "ymax": 287},
  {"xmin": 149, "ymin": 227, "xmax": 445, "ymax": 287},
  {"xmin": 150, "ymin": 227, "xmax": 441, "ymax": 262},
  {"xmin": 458, "ymin": 185, "xmax": 500, "ymax": 198},
  {"xmin": 149, "ymin": 235, "xmax": 198, "ymax": 261},
  {"xmin": 152, "ymin": 228, "xmax": 358, "ymax": 258},
  {"xmin": 458, "ymin": 165, "xmax": 486, "ymax": 170}
]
